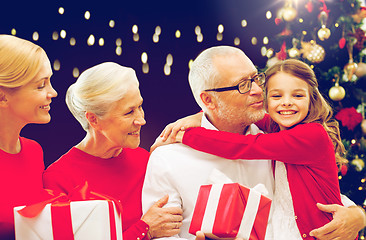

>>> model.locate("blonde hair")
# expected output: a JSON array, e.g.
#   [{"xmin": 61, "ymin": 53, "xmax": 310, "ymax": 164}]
[
  {"xmin": 66, "ymin": 62, "xmax": 139, "ymax": 131},
  {"xmin": 0, "ymin": 34, "xmax": 48, "ymax": 89},
  {"xmin": 264, "ymin": 59, "xmax": 347, "ymax": 165}
]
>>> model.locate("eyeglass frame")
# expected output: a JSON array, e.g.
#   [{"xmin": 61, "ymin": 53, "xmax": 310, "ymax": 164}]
[{"xmin": 204, "ymin": 72, "xmax": 266, "ymax": 94}]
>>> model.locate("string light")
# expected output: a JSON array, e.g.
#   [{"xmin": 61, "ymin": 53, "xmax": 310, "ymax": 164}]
[
  {"xmin": 188, "ymin": 59, "xmax": 194, "ymax": 69},
  {"xmin": 261, "ymin": 46, "xmax": 267, "ymax": 56},
  {"xmin": 218, "ymin": 24, "xmax": 224, "ymax": 33},
  {"xmin": 116, "ymin": 46, "xmax": 122, "ymax": 56},
  {"xmin": 251, "ymin": 37, "xmax": 258, "ymax": 45},
  {"xmin": 58, "ymin": 7, "xmax": 64, "ymax": 15},
  {"xmin": 87, "ymin": 34, "xmax": 95, "ymax": 46},
  {"xmin": 195, "ymin": 26, "xmax": 201, "ymax": 35},
  {"xmin": 164, "ymin": 64, "xmax": 171, "ymax": 76},
  {"xmin": 84, "ymin": 11, "xmax": 91, "ymax": 20},
  {"xmin": 155, "ymin": 26, "xmax": 161, "ymax": 35},
  {"xmin": 70, "ymin": 37, "xmax": 76, "ymax": 46},
  {"xmin": 52, "ymin": 31, "xmax": 59, "ymax": 40},
  {"xmin": 234, "ymin": 37, "xmax": 240, "ymax": 46},
  {"xmin": 175, "ymin": 30, "xmax": 181, "ymax": 38},
  {"xmin": 197, "ymin": 34, "xmax": 203, "ymax": 42},
  {"xmin": 263, "ymin": 37, "xmax": 269, "ymax": 44},
  {"xmin": 109, "ymin": 20, "xmax": 115, "ymax": 28},
  {"xmin": 60, "ymin": 30, "xmax": 66, "ymax": 39},
  {"xmin": 153, "ymin": 34, "xmax": 159, "ymax": 43},
  {"xmin": 266, "ymin": 11, "xmax": 272, "ymax": 19},
  {"xmin": 32, "ymin": 32, "xmax": 39, "ymax": 41},
  {"xmin": 132, "ymin": 25, "xmax": 138, "ymax": 34},
  {"xmin": 11, "ymin": 28, "xmax": 16, "ymax": 35},
  {"xmin": 141, "ymin": 52, "xmax": 148, "ymax": 64},
  {"xmin": 116, "ymin": 38, "xmax": 122, "ymax": 46},
  {"xmin": 241, "ymin": 20, "xmax": 247, "ymax": 27},
  {"xmin": 216, "ymin": 33, "xmax": 223, "ymax": 41},
  {"xmin": 142, "ymin": 63, "xmax": 149, "ymax": 74},
  {"xmin": 53, "ymin": 60, "xmax": 61, "ymax": 71},
  {"xmin": 166, "ymin": 54, "xmax": 173, "ymax": 66},
  {"xmin": 98, "ymin": 38, "xmax": 104, "ymax": 46},
  {"xmin": 73, "ymin": 67, "xmax": 80, "ymax": 78}
]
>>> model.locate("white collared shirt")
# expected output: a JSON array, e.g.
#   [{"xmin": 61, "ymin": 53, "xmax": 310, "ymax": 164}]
[{"xmin": 142, "ymin": 114, "xmax": 275, "ymax": 240}]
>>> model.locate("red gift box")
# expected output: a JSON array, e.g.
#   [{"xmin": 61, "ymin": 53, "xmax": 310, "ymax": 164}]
[{"xmin": 189, "ymin": 183, "xmax": 271, "ymax": 240}]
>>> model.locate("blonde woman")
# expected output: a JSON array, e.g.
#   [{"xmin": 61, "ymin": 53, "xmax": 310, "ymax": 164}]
[{"xmin": 0, "ymin": 34, "xmax": 57, "ymax": 239}]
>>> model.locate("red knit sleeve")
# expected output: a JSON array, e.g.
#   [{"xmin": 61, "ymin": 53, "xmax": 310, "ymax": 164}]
[
  {"xmin": 183, "ymin": 123, "xmax": 332, "ymax": 165},
  {"xmin": 123, "ymin": 219, "xmax": 150, "ymax": 240}
]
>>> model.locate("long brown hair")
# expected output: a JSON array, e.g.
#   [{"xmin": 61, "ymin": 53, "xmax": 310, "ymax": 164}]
[{"xmin": 264, "ymin": 59, "xmax": 347, "ymax": 165}]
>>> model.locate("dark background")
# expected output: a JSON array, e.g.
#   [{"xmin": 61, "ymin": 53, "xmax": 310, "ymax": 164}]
[{"xmin": 0, "ymin": 1, "xmax": 280, "ymax": 167}]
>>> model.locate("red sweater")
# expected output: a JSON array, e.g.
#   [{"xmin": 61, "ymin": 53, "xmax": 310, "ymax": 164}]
[
  {"xmin": 0, "ymin": 137, "xmax": 48, "ymax": 240},
  {"xmin": 183, "ymin": 123, "xmax": 343, "ymax": 240},
  {"xmin": 43, "ymin": 147, "xmax": 150, "ymax": 240}
]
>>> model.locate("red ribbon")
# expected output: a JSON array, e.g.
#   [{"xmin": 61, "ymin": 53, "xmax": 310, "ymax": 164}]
[{"xmin": 17, "ymin": 181, "xmax": 123, "ymax": 240}]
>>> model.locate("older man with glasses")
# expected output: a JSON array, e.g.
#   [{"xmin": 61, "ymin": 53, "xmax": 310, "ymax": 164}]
[{"xmin": 142, "ymin": 46, "xmax": 365, "ymax": 240}]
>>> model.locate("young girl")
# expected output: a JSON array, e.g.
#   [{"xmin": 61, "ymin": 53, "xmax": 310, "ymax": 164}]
[
  {"xmin": 0, "ymin": 34, "xmax": 58, "ymax": 239},
  {"xmin": 155, "ymin": 59, "xmax": 348, "ymax": 239}
]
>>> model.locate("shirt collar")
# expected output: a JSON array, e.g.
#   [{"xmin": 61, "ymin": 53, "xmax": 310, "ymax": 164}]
[{"xmin": 201, "ymin": 111, "xmax": 262, "ymax": 135}]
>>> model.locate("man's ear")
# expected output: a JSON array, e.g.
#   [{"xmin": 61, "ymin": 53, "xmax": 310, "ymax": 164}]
[
  {"xmin": 200, "ymin": 92, "xmax": 217, "ymax": 110},
  {"xmin": 85, "ymin": 112, "xmax": 100, "ymax": 130}
]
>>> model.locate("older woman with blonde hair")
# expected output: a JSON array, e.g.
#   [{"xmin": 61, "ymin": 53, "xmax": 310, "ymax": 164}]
[
  {"xmin": 43, "ymin": 62, "xmax": 183, "ymax": 240},
  {"xmin": 0, "ymin": 34, "xmax": 58, "ymax": 239}
]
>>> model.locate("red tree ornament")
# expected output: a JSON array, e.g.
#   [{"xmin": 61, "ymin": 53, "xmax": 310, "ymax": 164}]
[{"xmin": 339, "ymin": 37, "xmax": 346, "ymax": 49}]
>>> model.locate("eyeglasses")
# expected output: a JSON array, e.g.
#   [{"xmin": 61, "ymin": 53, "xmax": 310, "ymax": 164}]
[{"xmin": 205, "ymin": 72, "xmax": 266, "ymax": 94}]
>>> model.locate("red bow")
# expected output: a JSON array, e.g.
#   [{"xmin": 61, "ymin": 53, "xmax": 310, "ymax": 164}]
[
  {"xmin": 17, "ymin": 181, "xmax": 123, "ymax": 240},
  {"xmin": 17, "ymin": 181, "xmax": 122, "ymax": 218}
]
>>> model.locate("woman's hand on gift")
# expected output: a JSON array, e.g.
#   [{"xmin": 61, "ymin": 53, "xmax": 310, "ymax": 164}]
[{"xmin": 141, "ymin": 194, "xmax": 183, "ymax": 238}]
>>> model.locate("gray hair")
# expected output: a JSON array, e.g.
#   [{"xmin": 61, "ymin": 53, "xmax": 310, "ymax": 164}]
[
  {"xmin": 188, "ymin": 46, "xmax": 245, "ymax": 111},
  {"xmin": 66, "ymin": 62, "xmax": 139, "ymax": 131}
]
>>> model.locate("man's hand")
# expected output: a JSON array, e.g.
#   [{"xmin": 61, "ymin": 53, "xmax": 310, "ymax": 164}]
[
  {"xmin": 309, "ymin": 203, "xmax": 366, "ymax": 240},
  {"xmin": 195, "ymin": 231, "xmax": 244, "ymax": 240},
  {"xmin": 141, "ymin": 195, "xmax": 183, "ymax": 238}
]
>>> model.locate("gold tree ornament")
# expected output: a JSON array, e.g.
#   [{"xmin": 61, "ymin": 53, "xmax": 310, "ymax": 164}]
[
  {"xmin": 317, "ymin": 11, "xmax": 331, "ymax": 41},
  {"xmin": 344, "ymin": 37, "xmax": 358, "ymax": 81},
  {"xmin": 329, "ymin": 75, "xmax": 346, "ymax": 101},
  {"xmin": 288, "ymin": 47, "xmax": 300, "ymax": 58},
  {"xmin": 351, "ymin": 155, "xmax": 365, "ymax": 172},
  {"xmin": 344, "ymin": 60, "xmax": 358, "ymax": 81},
  {"xmin": 317, "ymin": 26, "xmax": 331, "ymax": 41},
  {"xmin": 355, "ymin": 62, "xmax": 366, "ymax": 77},
  {"xmin": 281, "ymin": 1, "xmax": 297, "ymax": 22},
  {"xmin": 301, "ymin": 41, "xmax": 325, "ymax": 63}
]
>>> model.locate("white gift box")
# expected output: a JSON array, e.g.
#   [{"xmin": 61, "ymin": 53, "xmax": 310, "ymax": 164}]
[{"xmin": 14, "ymin": 200, "xmax": 123, "ymax": 240}]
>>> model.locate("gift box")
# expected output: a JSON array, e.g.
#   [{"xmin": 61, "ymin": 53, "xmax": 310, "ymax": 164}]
[
  {"xmin": 189, "ymin": 183, "xmax": 271, "ymax": 240},
  {"xmin": 13, "ymin": 182, "xmax": 123, "ymax": 240}
]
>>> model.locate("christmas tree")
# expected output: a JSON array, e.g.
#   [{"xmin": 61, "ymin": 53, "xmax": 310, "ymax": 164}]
[{"xmin": 266, "ymin": 0, "xmax": 365, "ymax": 237}]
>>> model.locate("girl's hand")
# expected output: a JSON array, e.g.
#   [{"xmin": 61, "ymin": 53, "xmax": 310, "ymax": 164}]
[
  {"xmin": 150, "ymin": 131, "xmax": 184, "ymax": 153},
  {"xmin": 160, "ymin": 111, "xmax": 203, "ymax": 141}
]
